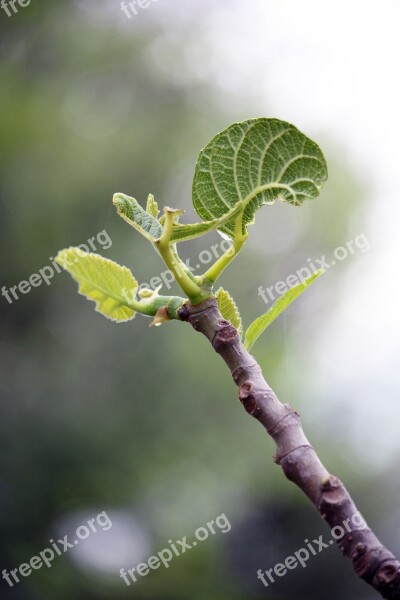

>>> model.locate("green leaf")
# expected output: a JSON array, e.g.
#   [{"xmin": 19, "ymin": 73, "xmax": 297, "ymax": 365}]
[
  {"xmin": 146, "ymin": 193, "xmax": 160, "ymax": 219},
  {"xmin": 244, "ymin": 270, "xmax": 324, "ymax": 351},
  {"xmin": 55, "ymin": 248, "xmax": 138, "ymax": 322},
  {"xmin": 216, "ymin": 287, "xmax": 243, "ymax": 337},
  {"xmin": 193, "ymin": 118, "xmax": 328, "ymax": 238},
  {"xmin": 113, "ymin": 193, "xmax": 163, "ymax": 242}
]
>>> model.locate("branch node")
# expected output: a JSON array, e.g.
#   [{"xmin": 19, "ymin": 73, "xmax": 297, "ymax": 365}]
[
  {"xmin": 232, "ymin": 366, "xmax": 246, "ymax": 385},
  {"xmin": 238, "ymin": 381, "xmax": 257, "ymax": 414},
  {"xmin": 321, "ymin": 475, "xmax": 339, "ymax": 491},
  {"xmin": 318, "ymin": 476, "xmax": 347, "ymax": 510},
  {"xmin": 232, "ymin": 363, "xmax": 261, "ymax": 385},
  {"xmin": 273, "ymin": 452, "xmax": 281, "ymax": 465},
  {"xmin": 212, "ymin": 322, "xmax": 239, "ymax": 352},
  {"xmin": 375, "ymin": 561, "xmax": 400, "ymax": 588},
  {"xmin": 353, "ymin": 543, "xmax": 367, "ymax": 559},
  {"xmin": 277, "ymin": 444, "xmax": 313, "ymax": 465},
  {"xmin": 177, "ymin": 303, "xmax": 190, "ymax": 321},
  {"xmin": 267, "ymin": 409, "xmax": 300, "ymax": 436}
]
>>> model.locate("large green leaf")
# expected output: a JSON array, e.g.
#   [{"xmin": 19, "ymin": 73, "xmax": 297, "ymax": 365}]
[
  {"xmin": 244, "ymin": 270, "xmax": 323, "ymax": 351},
  {"xmin": 193, "ymin": 118, "xmax": 328, "ymax": 237},
  {"xmin": 56, "ymin": 248, "xmax": 138, "ymax": 322},
  {"xmin": 113, "ymin": 193, "xmax": 163, "ymax": 242},
  {"xmin": 216, "ymin": 287, "xmax": 243, "ymax": 337}
]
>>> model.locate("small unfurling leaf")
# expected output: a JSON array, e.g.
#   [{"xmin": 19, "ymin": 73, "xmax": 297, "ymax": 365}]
[
  {"xmin": 146, "ymin": 193, "xmax": 160, "ymax": 219},
  {"xmin": 244, "ymin": 270, "xmax": 324, "ymax": 351},
  {"xmin": 216, "ymin": 287, "xmax": 243, "ymax": 338}
]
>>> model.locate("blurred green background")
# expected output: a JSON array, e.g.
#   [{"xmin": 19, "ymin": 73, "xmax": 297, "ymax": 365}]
[{"xmin": 1, "ymin": 1, "xmax": 399, "ymax": 599}]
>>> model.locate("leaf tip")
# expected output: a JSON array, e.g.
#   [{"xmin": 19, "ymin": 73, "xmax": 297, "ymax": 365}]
[
  {"xmin": 55, "ymin": 246, "xmax": 80, "ymax": 270},
  {"xmin": 112, "ymin": 192, "xmax": 125, "ymax": 210}
]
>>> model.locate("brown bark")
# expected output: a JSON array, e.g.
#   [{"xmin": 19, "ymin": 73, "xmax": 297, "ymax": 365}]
[{"xmin": 178, "ymin": 297, "xmax": 400, "ymax": 599}]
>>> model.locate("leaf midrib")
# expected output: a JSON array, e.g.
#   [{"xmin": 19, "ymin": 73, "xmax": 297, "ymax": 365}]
[{"xmin": 75, "ymin": 261, "xmax": 135, "ymax": 311}]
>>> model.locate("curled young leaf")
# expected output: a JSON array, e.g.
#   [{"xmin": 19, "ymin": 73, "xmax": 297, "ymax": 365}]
[{"xmin": 113, "ymin": 193, "xmax": 163, "ymax": 242}]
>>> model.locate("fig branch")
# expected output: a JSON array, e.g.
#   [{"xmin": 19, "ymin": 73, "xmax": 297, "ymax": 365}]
[
  {"xmin": 178, "ymin": 297, "xmax": 400, "ymax": 599},
  {"xmin": 56, "ymin": 118, "xmax": 399, "ymax": 598}
]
